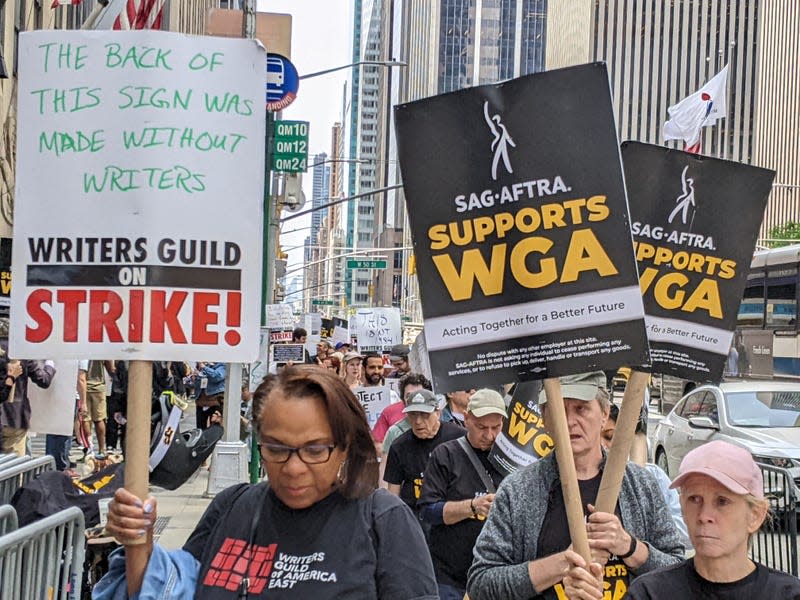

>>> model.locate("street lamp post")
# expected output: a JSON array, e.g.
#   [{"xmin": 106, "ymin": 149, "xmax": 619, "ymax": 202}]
[{"xmin": 299, "ymin": 60, "xmax": 407, "ymax": 80}]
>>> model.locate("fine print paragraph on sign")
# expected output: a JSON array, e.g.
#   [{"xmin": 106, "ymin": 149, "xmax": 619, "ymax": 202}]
[
  {"xmin": 10, "ymin": 31, "xmax": 266, "ymax": 361},
  {"xmin": 448, "ymin": 337, "xmax": 633, "ymax": 378}
]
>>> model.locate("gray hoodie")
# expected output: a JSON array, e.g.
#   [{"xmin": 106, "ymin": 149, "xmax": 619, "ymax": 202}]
[{"xmin": 467, "ymin": 453, "xmax": 685, "ymax": 600}]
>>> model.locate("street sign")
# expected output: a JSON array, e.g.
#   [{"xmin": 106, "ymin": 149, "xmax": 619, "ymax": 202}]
[
  {"xmin": 266, "ymin": 53, "xmax": 299, "ymax": 112},
  {"xmin": 312, "ymin": 299, "xmax": 336, "ymax": 306},
  {"xmin": 272, "ymin": 120, "xmax": 309, "ymax": 173},
  {"xmin": 346, "ymin": 259, "xmax": 387, "ymax": 270}
]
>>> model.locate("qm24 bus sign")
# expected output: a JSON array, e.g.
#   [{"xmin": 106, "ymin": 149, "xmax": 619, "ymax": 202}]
[{"xmin": 272, "ymin": 120, "xmax": 309, "ymax": 173}]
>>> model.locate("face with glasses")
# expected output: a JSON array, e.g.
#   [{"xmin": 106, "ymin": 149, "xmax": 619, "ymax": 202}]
[{"xmin": 258, "ymin": 390, "xmax": 346, "ymax": 509}]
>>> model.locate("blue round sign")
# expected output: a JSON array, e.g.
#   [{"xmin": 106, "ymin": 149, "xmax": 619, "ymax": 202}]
[{"xmin": 266, "ymin": 53, "xmax": 299, "ymax": 112}]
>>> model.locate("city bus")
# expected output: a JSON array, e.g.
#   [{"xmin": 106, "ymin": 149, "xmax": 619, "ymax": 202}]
[{"xmin": 659, "ymin": 243, "xmax": 800, "ymax": 413}]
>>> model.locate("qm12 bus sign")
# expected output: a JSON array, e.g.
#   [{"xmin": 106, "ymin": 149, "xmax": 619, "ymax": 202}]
[{"xmin": 272, "ymin": 120, "xmax": 309, "ymax": 173}]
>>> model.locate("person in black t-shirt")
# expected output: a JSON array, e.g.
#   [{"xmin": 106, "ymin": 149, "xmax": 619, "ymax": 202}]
[
  {"xmin": 383, "ymin": 389, "xmax": 464, "ymax": 513},
  {"xmin": 419, "ymin": 389, "xmax": 508, "ymax": 600},
  {"xmin": 101, "ymin": 366, "xmax": 438, "ymax": 599},
  {"xmin": 609, "ymin": 440, "xmax": 800, "ymax": 600}
]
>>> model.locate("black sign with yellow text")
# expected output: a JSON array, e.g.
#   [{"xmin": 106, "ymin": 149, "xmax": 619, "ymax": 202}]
[
  {"xmin": 395, "ymin": 63, "xmax": 649, "ymax": 391},
  {"xmin": 489, "ymin": 381, "xmax": 553, "ymax": 475},
  {"xmin": 622, "ymin": 142, "xmax": 774, "ymax": 381}
]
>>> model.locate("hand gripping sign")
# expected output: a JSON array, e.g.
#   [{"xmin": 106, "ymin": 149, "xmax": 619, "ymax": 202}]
[{"xmin": 395, "ymin": 63, "xmax": 651, "ymax": 565}]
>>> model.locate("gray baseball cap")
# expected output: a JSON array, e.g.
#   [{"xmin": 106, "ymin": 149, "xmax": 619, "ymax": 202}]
[
  {"xmin": 403, "ymin": 389, "xmax": 440, "ymax": 414},
  {"xmin": 538, "ymin": 371, "xmax": 606, "ymax": 404}
]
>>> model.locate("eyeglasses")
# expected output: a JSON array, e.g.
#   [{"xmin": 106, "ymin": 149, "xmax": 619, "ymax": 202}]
[{"xmin": 258, "ymin": 442, "xmax": 336, "ymax": 464}]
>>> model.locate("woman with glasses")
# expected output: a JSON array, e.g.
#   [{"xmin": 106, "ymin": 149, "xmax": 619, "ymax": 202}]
[{"xmin": 96, "ymin": 365, "xmax": 438, "ymax": 599}]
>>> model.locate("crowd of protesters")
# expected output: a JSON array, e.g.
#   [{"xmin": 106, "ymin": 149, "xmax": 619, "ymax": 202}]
[{"xmin": 0, "ymin": 329, "xmax": 780, "ymax": 600}]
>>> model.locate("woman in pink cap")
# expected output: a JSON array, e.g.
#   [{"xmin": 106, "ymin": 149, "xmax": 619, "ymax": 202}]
[{"xmin": 566, "ymin": 439, "xmax": 800, "ymax": 598}]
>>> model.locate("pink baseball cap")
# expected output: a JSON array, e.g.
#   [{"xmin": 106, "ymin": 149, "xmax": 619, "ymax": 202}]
[{"xmin": 669, "ymin": 440, "xmax": 764, "ymax": 499}]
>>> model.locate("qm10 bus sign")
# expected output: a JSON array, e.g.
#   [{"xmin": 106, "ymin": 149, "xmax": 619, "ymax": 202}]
[{"xmin": 272, "ymin": 120, "xmax": 309, "ymax": 173}]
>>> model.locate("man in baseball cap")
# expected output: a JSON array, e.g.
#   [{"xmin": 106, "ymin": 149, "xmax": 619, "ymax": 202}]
[
  {"xmin": 469, "ymin": 371, "xmax": 684, "ymax": 599},
  {"xmin": 418, "ymin": 389, "xmax": 507, "ymax": 598},
  {"xmin": 383, "ymin": 388, "xmax": 464, "ymax": 514},
  {"xmin": 387, "ymin": 344, "xmax": 411, "ymax": 378}
]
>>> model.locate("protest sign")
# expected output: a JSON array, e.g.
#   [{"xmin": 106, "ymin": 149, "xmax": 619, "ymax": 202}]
[
  {"xmin": 395, "ymin": 63, "xmax": 649, "ymax": 391},
  {"xmin": 320, "ymin": 317, "xmax": 334, "ymax": 340},
  {"xmin": 352, "ymin": 307, "xmax": 401, "ymax": 353},
  {"xmin": 10, "ymin": 31, "xmax": 265, "ymax": 361},
  {"xmin": 250, "ymin": 327, "xmax": 270, "ymax": 392},
  {"xmin": 385, "ymin": 378, "xmax": 400, "ymax": 396},
  {"xmin": 331, "ymin": 317, "xmax": 349, "ymax": 345},
  {"xmin": 622, "ymin": 142, "xmax": 774, "ymax": 381},
  {"xmin": 29, "ymin": 360, "xmax": 78, "ymax": 436},
  {"xmin": 268, "ymin": 329, "xmax": 293, "ymax": 344},
  {"xmin": 489, "ymin": 380, "xmax": 552, "ymax": 474},
  {"xmin": 0, "ymin": 238, "xmax": 10, "ymax": 319},
  {"xmin": 408, "ymin": 330, "xmax": 432, "ymax": 381},
  {"xmin": 265, "ymin": 304, "xmax": 294, "ymax": 330},
  {"xmin": 352, "ymin": 385, "xmax": 393, "ymax": 429},
  {"xmin": 270, "ymin": 343, "xmax": 304, "ymax": 364}
]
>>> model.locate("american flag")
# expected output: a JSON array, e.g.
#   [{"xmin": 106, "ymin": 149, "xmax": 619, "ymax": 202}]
[{"xmin": 113, "ymin": 0, "xmax": 167, "ymax": 30}]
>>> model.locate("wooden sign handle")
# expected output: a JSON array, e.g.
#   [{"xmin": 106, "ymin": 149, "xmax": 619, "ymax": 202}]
[
  {"xmin": 124, "ymin": 360, "xmax": 153, "ymax": 596},
  {"xmin": 543, "ymin": 378, "xmax": 592, "ymax": 563},
  {"xmin": 594, "ymin": 370, "xmax": 649, "ymax": 514}
]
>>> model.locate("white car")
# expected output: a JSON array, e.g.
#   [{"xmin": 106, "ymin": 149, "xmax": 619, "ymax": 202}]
[{"xmin": 651, "ymin": 380, "xmax": 800, "ymax": 486}]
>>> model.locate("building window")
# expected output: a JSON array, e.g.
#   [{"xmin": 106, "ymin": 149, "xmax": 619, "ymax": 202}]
[{"xmin": 355, "ymin": 293, "xmax": 369, "ymax": 303}]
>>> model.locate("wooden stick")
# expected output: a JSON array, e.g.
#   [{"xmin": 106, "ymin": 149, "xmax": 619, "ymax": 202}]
[
  {"xmin": 543, "ymin": 378, "xmax": 592, "ymax": 563},
  {"xmin": 124, "ymin": 360, "xmax": 153, "ymax": 596},
  {"xmin": 594, "ymin": 370, "xmax": 649, "ymax": 514}
]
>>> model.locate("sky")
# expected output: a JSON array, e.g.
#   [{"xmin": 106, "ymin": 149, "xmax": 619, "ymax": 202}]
[{"xmin": 257, "ymin": 0, "xmax": 352, "ymax": 274}]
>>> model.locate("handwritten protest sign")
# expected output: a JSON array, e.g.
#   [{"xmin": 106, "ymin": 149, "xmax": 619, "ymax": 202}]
[
  {"xmin": 622, "ymin": 142, "xmax": 774, "ymax": 381},
  {"xmin": 395, "ymin": 63, "xmax": 649, "ymax": 391},
  {"xmin": 353, "ymin": 385, "xmax": 393, "ymax": 429},
  {"xmin": 265, "ymin": 304, "xmax": 294, "ymax": 330},
  {"xmin": 10, "ymin": 31, "xmax": 265, "ymax": 361},
  {"xmin": 352, "ymin": 307, "xmax": 401, "ymax": 353}
]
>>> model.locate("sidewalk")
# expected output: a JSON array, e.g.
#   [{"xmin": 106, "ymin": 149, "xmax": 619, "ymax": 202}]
[{"xmin": 151, "ymin": 466, "xmax": 213, "ymax": 550}]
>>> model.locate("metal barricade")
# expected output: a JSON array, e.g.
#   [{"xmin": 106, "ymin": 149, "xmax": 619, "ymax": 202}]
[
  {"xmin": 0, "ymin": 453, "xmax": 21, "ymax": 467},
  {"xmin": 0, "ymin": 505, "xmax": 17, "ymax": 536},
  {"xmin": 0, "ymin": 506, "xmax": 85, "ymax": 600},
  {"xmin": 0, "ymin": 455, "xmax": 55, "ymax": 505},
  {"xmin": 0, "ymin": 455, "xmax": 31, "ymax": 473},
  {"xmin": 751, "ymin": 463, "xmax": 798, "ymax": 575}
]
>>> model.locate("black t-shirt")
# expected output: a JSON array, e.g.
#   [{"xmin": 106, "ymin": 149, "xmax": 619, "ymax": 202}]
[
  {"xmin": 535, "ymin": 471, "xmax": 629, "ymax": 600},
  {"xmin": 418, "ymin": 438, "xmax": 506, "ymax": 589},
  {"xmin": 627, "ymin": 558, "xmax": 800, "ymax": 599},
  {"xmin": 383, "ymin": 422, "xmax": 465, "ymax": 510},
  {"xmin": 183, "ymin": 484, "xmax": 438, "ymax": 599}
]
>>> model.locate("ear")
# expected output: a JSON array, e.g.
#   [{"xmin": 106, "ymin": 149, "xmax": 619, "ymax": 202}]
[{"xmin": 747, "ymin": 501, "xmax": 768, "ymax": 534}]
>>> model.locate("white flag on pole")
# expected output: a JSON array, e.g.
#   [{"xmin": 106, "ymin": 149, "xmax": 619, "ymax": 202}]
[{"xmin": 663, "ymin": 65, "xmax": 729, "ymax": 151}]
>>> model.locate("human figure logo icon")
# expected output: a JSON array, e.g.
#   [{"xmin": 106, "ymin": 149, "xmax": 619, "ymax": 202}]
[
  {"xmin": 668, "ymin": 165, "xmax": 696, "ymax": 226},
  {"xmin": 483, "ymin": 101, "xmax": 516, "ymax": 181}
]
